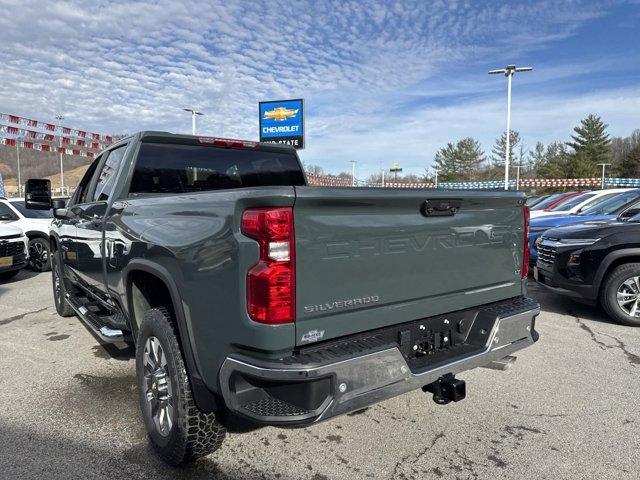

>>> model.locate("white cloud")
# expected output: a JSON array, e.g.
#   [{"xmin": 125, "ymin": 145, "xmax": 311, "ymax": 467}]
[{"xmin": 0, "ymin": 0, "xmax": 635, "ymax": 178}]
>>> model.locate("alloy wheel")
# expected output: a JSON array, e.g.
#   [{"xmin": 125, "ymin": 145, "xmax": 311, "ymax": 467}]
[
  {"xmin": 616, "ymin": 276, "xmax": 640, "ymax": 317},
  {"xmin": 143, "ymin": 336, "xmax": 174, "ymax": 437},
  {"xmin": 29, "ymin": 241, "xmax": 48, "ymax": 270}
]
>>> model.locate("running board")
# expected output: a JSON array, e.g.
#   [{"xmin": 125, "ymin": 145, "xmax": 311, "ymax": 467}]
[{"xmin": 65, "ymin": 293, "xmax": 126, "ymax": 343}]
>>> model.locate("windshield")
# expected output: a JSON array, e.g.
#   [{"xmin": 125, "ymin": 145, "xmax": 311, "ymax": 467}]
[
  {"xmin": 552, "ymin": 192, "xmax": 596, "ymax": 211},
  {"xmin": 8, "ymin": 200, "xmax": 53, "ymax": 218},
  {"xmin": 579, "ymin": 191, "xmax": 640, "ymax": 216},
  {"xmin": 530, "ymin": 193, "xmax": 566, "ymax": 210}
]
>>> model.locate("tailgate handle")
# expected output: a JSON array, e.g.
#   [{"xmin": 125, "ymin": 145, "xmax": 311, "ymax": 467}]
[{"xmin": 421, "ymin": 199, "xmax": 462, "ymax": 217}]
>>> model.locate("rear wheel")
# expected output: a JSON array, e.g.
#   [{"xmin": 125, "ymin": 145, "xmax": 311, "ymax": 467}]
[
  {"xmin": 28, "ymin": 237, "xmax": 51, "ymax": 272},
  {"xmin": 601, "ymin": 263, "xmax": 640, "ymax": 327},
  {"xmin": 136, "ymin": 307, "xmax": 226, "ymax": 465},
  {"xmin": 51, "ymin": 252, "xmax": 75, "ymax": 317}
]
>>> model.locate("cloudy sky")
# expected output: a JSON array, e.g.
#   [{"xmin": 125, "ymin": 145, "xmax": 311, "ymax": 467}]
[{"xmin": 0, "ymin": 0, "xmax": 639, "ymax": 178}]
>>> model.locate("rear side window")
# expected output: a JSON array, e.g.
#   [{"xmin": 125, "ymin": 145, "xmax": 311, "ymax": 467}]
[
  {"xmin": 128, "ymin": 143, "xmax": 305, "ymax": 195},
  {"xmin": 93, "ymin": 145, "xmax": 127, "ymax": 202}
]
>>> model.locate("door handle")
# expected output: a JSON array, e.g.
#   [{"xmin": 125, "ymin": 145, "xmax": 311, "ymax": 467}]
[{"xmin": 420, "ymin": 199, "xmax": 462, "ymax": 217}]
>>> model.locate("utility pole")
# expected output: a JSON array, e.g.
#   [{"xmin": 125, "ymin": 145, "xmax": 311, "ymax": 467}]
[
  {"xmin": 489, "ymin": 64, "xmax": 532, "ymax": 190},
  {"xmin": 15, "ymin": 135, "xmax": 22, "ymax": 197},
  {"xmin": 183, "ymin": 108, "xmax": 203, "ymax": 135},
  {"xmin": 597, "ymin": 163, "xmax": 611, "ymax": 189},
  {"xmin": 55, "ymin": 115, "xmax": 64, "ymax": 195},
  {"xmin": 350, "ymin": 160, "xmax": 357, "ymax": 186},
  {"xmin": 513, "ymin": 164, "xmax": 523, "ymax": 191},
  {"xmin": 433, "ymin": 168, "xmax": 439, "ymax": 189}
]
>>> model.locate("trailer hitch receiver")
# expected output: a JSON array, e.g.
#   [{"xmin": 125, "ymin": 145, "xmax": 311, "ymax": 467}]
[{"xmin": 422, "ymin": 374, "xmax": 466, "ymax": 405}]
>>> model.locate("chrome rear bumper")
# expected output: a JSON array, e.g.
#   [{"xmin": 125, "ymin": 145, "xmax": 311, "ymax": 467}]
[{"xmin": 219, "ymin": 300, "xmax": 539, "ymax": 426}]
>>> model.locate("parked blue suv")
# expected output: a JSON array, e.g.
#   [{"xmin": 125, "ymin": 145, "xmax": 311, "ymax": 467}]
[{"xmin": 528, "ymin": 189, "xmax": 640, "ymax": 264}]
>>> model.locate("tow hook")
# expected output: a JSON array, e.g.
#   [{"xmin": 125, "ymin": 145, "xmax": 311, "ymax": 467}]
[{"xmin": 422, "ymin": 374, "xmax": 466, "ymax": 405}]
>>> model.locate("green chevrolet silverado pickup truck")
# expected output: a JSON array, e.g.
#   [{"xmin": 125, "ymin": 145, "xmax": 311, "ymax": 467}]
[{"xmin": 25, "ymin": 131, "xmax": 539, "ymax": 465}]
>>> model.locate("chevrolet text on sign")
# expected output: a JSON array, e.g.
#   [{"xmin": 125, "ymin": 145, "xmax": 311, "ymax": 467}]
[{"xmin": 259, "ymin": 98, "xmax": 304, "ymax": 149}]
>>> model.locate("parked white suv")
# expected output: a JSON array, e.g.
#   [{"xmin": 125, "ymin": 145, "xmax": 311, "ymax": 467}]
[
  {"xmin": 0, "ymin": 223, "xmax": 28, "ymax": 280},
  {"xmin": 0, "ymin": 197, "xmax": 53, "ymax": 271}
]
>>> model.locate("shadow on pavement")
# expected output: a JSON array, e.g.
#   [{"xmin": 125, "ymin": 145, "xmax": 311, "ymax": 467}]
[
  {"xmin": 527, "ymin": 280, "xmax": 618, "ymax": 326},
  {"xmin": 0, "ymin": 420, "xmax": 292, "ymax": 480}
]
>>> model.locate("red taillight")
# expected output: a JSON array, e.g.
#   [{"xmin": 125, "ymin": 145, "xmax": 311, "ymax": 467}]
[
  {"xmin": 522, "ymin": 205, "xmax": 530, "ymax": 278},
  {"xmin": 241, "ymin": 207, "xmax": 295, "ymax": 324}
]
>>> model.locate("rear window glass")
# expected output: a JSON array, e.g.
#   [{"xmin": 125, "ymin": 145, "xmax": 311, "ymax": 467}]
[{"xmin": 129, "ymin": 143, "xmax": 305, "ymax": 195}]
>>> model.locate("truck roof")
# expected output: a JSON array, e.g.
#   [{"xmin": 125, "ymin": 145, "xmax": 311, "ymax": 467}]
[{"xmin": 137, "ymin": 131, "xmax": 296, "ymax": 154}]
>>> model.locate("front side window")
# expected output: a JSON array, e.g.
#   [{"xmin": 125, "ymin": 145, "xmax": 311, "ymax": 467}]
[
  {"xmin": 74, "ymin": 157, "xmax": 101, "ymax": 205},
  {"xmin": 128, "ymin": 143, "xmax": 305, "ymax": 195},
  {"xmin": 93, "ymin": 145, "xmax": 127, "ymax": 202}
]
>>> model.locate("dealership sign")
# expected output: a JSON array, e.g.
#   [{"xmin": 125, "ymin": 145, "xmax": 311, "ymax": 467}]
[{"xmin": 259, "ymin": 99, "xmax": 304, "ymax": 149}]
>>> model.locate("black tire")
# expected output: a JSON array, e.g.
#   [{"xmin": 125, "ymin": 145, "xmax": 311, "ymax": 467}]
[
  {"xmin": 136, "ymin": 307, "xmax": 226, "ymax": 465},
  {"xmin": 601, "ymin": 263, "xmax": 640, "ymax": 327},
  {"xmin": 51, "ymin": 252, "xmax": 75, "ymax": 317},
  {"xmin": 0, "ymin": 269, "xmax": 20, "ymax": 281},
  {"xmin": 28, "ymin": 237, "xmax": 51, "ymax": 272}
]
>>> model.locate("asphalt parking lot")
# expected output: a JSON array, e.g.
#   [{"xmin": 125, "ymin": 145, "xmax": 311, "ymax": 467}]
[{"xmin": 0, "ymin": 271, "xmax": 638, "ymax": 480}]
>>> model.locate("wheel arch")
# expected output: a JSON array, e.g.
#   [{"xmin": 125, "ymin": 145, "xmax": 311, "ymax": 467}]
[
  {"xmin": 124, "ymin": 259, "xmax": 220, "ymax": 412},
  {"xmin": 594, "ymin": 249, "xmax": 640, "ymax": 298},
  {"xmin": 24, "ymin": 230, "xmax": 50, "ymax": 242}
]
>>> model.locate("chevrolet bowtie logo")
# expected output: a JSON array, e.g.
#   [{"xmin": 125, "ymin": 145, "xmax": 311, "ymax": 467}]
[{"xmin": 263, "ymin": 107, "xmax": 298, "ymax": 121}]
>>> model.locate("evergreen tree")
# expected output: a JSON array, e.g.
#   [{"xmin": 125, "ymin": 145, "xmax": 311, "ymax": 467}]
[
  {"xmin": 537, "ymin": 142, "xmax": 571, "ymax": 179},
  {"xmin": 566, "ymin": 114, "xmax": 611, "ymax": 171},
  {"xmin": 528, "ymin": 142, "xmax": 546, "ymax": 173},
  {"xmin": 433, "ymin": 137, "xmax": 485, "ymax": 181},
  {"xmin": 491, "ymin": 130, "xmax": 521, "ymax": 166},
  {"xmin": 619, "ymin": 143, "xmax": 640, "ymax": 178}
]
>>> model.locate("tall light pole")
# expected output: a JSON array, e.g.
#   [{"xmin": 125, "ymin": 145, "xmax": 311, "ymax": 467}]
[
  {"xmin": 183, "ymin": 108, "xmax": 203, "ymax": 135},
  {"xmin": 350, "ymin": 160, "xmax": 357, "ymax": 186},
  {"xmin": 433, "ymin": 168, "xmax": 439, "ymax": 189},
  {"xmin": 513, "ymin": 164, "xmax": 523, "ymax": 191},
  {"xmin": 55, "ymin": 114, "xmax": 65, "ymax": 195},
  {"xmin": 597, "ymin": 163, "xmax": 611, "ymax": 189},
  {"xmin": 489, "ymin": 64, "xmax": 532, "ymax": 190}
]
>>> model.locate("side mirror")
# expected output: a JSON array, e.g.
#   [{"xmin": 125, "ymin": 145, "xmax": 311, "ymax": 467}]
[
  {"xmin": 25, "ymin": 179, "xmax": 52, "ymax": 210},
  {"xmin": 51, "ymin": 198, "xmax": 71, "ymax": 220}
]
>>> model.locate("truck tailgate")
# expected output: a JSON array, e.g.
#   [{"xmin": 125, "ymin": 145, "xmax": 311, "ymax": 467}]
[{"xmin": 293, "ymin": 187, "xmax": 525, "ymax": 346}]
